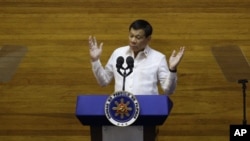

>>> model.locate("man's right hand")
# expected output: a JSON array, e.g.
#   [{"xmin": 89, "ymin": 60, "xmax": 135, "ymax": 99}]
[{"xmin": 88, "ymin": 35, "xmax": 103, "ymax": 62}]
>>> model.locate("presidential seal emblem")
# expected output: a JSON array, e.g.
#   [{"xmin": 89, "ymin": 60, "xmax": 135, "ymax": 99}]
[{"xmin": 104, "ymin": 91, "xmax": 140, "ymax": 127}]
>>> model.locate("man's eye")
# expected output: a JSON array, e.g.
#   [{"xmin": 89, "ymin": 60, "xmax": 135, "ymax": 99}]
[{"xmin": 129, "ymin": 35, "xmax": 143, "ymax": 39}]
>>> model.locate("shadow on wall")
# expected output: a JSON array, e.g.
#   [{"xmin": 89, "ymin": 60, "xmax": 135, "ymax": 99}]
[
  {"xmin": 211, "ymin": 45, "xmax": 250, "ymax": 83},
  {"xmin": 0, "ymin": 45, "xmax": 27, "ymax": 83}
]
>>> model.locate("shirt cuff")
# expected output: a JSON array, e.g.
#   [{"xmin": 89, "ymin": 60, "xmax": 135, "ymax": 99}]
[
  {"xmin": 168, "ymin": 72, "xmax": 177, "ymax": 80},
  {"xmin": 91, "ymin": 59, "xmax": 101, "ymax": 70}
]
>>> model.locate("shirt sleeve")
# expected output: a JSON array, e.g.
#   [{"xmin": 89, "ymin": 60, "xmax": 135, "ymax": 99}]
[
  {"xmin": 91, "ymin": 59, "xmax": 114, "ymax": 87},
  {"xmin": 158, "ymin": 56, "xmax": 177, "ymax": 95}
]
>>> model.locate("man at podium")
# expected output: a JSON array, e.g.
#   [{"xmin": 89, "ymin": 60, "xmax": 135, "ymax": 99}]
[
  {"xmin": 87, "ymin": 19, "xmax": 185, "ymax": 141},
  {"xmin": 88, "ymin": 19, "xmax": 185, "ymax": 95}
]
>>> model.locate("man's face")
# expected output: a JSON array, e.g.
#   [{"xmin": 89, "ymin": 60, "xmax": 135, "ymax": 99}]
[{"xmin": 128, "ymin": 28, "xmax": 151, "ymax": 53}]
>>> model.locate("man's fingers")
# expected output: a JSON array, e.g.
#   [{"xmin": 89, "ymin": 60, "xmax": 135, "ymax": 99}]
[
  {"xmin": 100, "ymin": 42, "xmax": 103, "ymax": 48},
  {"xmin": 180, "ymin": 46, "xmax": 185, "ymax": 53},
  {"xmin": 93, "ymin": 36, "xmax": 97, "ymax": 46},
  {"xmin": 88, "ymin": 36, "xmax": 104, "ymax": 51},
  {"xmin": 178, "ymin": 46, "xmax": 185, "ymax": 56},
  {"xmin": 99, "ymin": 42, "xmax": 103, "ymax": 52},
  {"xmin": 88, "ymin": 35, "xmax": 98, "ymax": 49},
  {"xmin": 171, "ymin": 50, "xmax": 176, "ymax": 57},
  {"xmin": 88, "ymin": 35, "xmax": 94, "ymax": 49}
]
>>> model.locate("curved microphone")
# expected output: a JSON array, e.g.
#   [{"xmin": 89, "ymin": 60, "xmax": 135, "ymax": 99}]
[
  {"xmin": 116, "ymin": 56, "xmax": 134, "ymax": 91},
  {"xmin": 126, "ymin": 56, "xmax": 134, "ymax": 76},
  {"xmin": 126, "ymin": 56, "xmax": 134, "ymax": 69},
  {"xmin": 116, "ymin": 56, "xmax": 124, "ymax": 69}
]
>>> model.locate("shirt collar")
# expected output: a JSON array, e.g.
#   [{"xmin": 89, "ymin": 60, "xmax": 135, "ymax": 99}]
[
  {"xmin": 126, "ymin": 45, "xmax": 150, "ymax": 57},
  {"xmin": 143, "ymin": 45, "xmax": 150, "ymax": 56}
]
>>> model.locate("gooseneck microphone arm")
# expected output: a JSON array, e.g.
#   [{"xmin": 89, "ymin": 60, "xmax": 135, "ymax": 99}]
[{"xmin": 116, "ymin": 56, "xmax": 134, "ymax": 91}]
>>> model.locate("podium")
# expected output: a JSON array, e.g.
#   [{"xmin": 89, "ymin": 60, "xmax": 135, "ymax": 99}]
[{"xmin": 75, "ymin": 94, "xmax": 173, "ymax": 141}]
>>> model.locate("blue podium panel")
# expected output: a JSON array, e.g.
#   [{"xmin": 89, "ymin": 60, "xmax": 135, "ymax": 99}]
[{"xmin": 75, "ymin": 95, "xmax": 173, "ymax": 126}]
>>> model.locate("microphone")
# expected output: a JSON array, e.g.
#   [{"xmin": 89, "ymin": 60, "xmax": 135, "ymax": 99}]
[
  {"xmin": 116, "ymin": 56, "xmax": 124, "ymax": 76},
  {"xmin": 126, "ymin": 56, "xmax": 134, "ymax": 69},
  {"xmin": 116, "ymin": 56, "xmax": 124, "ymax": 69},
  {"xmin": 125, "ymin": 56, "xmax": 134, "ymax": 76},
  {"xmin": 115, "ymin": 56, "xmax": 134, "ymax": 91}
]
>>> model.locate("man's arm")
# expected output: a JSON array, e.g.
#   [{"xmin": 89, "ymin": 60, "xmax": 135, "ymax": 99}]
[
  {"xmin": 88, "ymin": 35, "xmax": 113, "ymax": 86},
  {"xmin": 91, "ymin": 59, "xmax": 113, "ymax": 87},
  {"xmin": 158, "ymin": 57, "xmax": 177, "ymax": 95},
  {"xmin": 159, "ymin": 46, "xmax": 185, "ymax": 95}
]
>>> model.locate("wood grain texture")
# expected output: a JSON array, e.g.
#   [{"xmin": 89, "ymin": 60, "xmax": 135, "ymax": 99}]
[{"xmin": 0, "ymin": 0, "xmax": 250, "ymax": 141}]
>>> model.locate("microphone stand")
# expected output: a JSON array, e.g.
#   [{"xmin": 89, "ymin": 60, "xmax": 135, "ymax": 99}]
[
  {"xmin": 238, "ymin": 79, "xmax": 248, "ymax": 125},
  {"xmin": 116, "ymin": 56, "xmax": 134, "ymax": 91},
  {"xmin": 122, "ymin": 70, "xmax": 127, "ymax": 91},
  {"xmin": 118, "ymin": 68, "xmax": 133, "ymax": 91}
]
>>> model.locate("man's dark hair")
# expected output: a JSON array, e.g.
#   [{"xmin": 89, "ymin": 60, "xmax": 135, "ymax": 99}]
[{"xmin": 129, "ymin": 19, "xmax": 153, "ymax": 38}]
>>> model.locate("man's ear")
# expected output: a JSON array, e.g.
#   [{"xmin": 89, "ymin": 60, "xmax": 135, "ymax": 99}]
[{"xmin": 147, "ymin": 35, "xmax": 152, "ymax": 41}]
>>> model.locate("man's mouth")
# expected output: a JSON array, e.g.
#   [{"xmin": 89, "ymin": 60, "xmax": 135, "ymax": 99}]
[{"xmin": 130, "ymin": 45, "xmax": 137, "ymax": 48}]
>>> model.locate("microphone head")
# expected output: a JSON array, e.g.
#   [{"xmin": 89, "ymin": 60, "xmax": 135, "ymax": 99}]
[
  {"xmin": 126, "ymin": 56, "xmax": 134, "ymax": 68},
  {"xmin": 116, "ymin": 56, "xmax": 124, "ymax": 68}
]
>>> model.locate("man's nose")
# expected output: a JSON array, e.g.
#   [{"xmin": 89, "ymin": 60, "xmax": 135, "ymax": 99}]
[{"xmin": 131, "ymin": 37, "xmax": 137, "ymax": 42}]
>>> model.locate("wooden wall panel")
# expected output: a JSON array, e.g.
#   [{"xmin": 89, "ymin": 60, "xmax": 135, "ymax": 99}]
[{"xmin": 0, "ymin": 0, "xmax": 250, "ymax": 141}]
